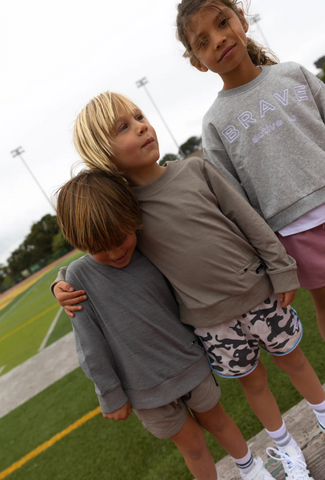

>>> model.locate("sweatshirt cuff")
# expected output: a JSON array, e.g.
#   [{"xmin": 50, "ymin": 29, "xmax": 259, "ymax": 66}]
[
  {"xmin": 50, "ymin": 267, "xmax": 68, "ymax": 297},
  {"xmin": 268, "ymin": 267, "xmax": 300, "ymax": 293},
  {"xmin": 97, "ymin": 385, "xmax": 129, "ymax": 414}
]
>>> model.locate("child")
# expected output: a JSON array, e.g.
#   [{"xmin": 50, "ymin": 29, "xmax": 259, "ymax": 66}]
[
  {"xmin": 176, "ymin": 0, "xmax": 325, "ymax": 344},
  {"xmin": 54, "ymin": 92, "xmax": 325, "ymax": 479},
  {"xmin": 54, "ymin": 168, "xmax": 273, "ymax": 480}
]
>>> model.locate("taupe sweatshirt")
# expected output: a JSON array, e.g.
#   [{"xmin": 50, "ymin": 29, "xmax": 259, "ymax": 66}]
[{"xmin": 133, "ymin": 157, "xmax": 299, "ymax": 327}]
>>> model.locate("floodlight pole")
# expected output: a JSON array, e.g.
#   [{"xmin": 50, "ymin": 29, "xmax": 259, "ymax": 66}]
[
  {"xmin": 10, "ymin": 147, "xmax": 55, "ymax": 211},
  {"xmin": 136, "ymin": 77, "xmax": 184, "ymax": 157},
  {"xmin": 251, "ymin": 14, "xmax": 270, "ymax": 48}
]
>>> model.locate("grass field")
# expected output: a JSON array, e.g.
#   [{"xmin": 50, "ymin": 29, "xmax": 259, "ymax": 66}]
[
  {"xmin": 1, "ymin": 263, "xmax": 325, "ymax": 479},
  {"xmin": 0, "ymin": 251, "xmax": 83, "ymax": 377}
]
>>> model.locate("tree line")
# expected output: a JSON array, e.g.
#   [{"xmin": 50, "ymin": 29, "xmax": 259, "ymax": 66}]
[
  {"xmin": 0, "ymin": 214, "xmax": 73, "ymax": 292},
  {"xmin": 158, "ymin": 136, "xmax": 202, "ymax": 166}
]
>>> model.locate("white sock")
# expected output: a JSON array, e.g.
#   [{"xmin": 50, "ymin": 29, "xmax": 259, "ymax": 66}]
[
  {"xmin": 307, "ymin": 399, "xmax": 325, "ymax": 426},
  {"xmin": 232, "ymin": 448, "xmax": 254, "ymax": 475},
  {"xmin": 216, "ymin": 474, "xmax": 222, "ymax": 480},
  {"xmin": 265, "ymin": 420, "xmax": 299, "ymax": 453}
]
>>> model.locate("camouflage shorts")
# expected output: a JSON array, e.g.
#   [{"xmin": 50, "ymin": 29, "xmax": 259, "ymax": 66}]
[{"xmin": 195, "ymin": 293, "xmax": 303, "ymax": 378}]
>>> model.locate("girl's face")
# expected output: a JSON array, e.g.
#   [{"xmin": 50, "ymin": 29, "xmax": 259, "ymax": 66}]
[
  {"xmin": 111, "ymin": 108, "xmax": 160, "ymax": 180},
  {"xmin": 187, "ymin": 3, "xmax": 253, "ymax": 88}
]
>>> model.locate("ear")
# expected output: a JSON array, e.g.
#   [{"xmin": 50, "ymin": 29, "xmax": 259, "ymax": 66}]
[
  {"xmin": 190, "ymin": 56, "xmax": 208, "ymax": 73},
  {"xmin": 237, "ymin": 9, "xmax": 248, "ymax": 33}
]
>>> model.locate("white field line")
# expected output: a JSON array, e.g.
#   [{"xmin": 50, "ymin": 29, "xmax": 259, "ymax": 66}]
[
  {"xmin": 0, "ymin": 365, "xmax": 6, "ymax": 375},
  {"xmin": 38, "ymin": 306, "xmax": 63, "ymax": 353}
]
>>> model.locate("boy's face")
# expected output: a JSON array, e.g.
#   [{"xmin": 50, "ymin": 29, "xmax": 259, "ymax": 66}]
[
  {"xmin": 91, "ymin": 232, "xmax": 137, "ymax": 268},
  {"xmin": 111, "ymin": 108, "xmax": 160, "ymax": 176}
]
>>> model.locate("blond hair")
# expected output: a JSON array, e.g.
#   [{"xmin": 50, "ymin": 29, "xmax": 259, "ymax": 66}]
[
  {"xmin": 73, "ymin": 92, "xmax": 140, "ymax": 175},
  {"xmin": 176, "ymin": 0, "xmax": 278, "ymax": 67},
  {"xmin": 55, "ymin": 169, "xmax": 142, "ymax": 254}
]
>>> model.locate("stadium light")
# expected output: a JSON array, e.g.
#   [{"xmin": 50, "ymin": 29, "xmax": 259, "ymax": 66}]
[
  {"xmin": 250, "ymin": 14, "xmax": 270, "ymax": 48},
  {"xmin": 11, "ymin": 147, "xmax": 55, "ymax": 211},
  {"xmin": 136, "ymin": 77, "xmax": 184, "ymax": 157}
]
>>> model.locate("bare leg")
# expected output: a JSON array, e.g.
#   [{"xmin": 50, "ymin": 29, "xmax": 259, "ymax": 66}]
[
  {"xmin": 193, "ymin": 402, "xmax": 249, "ymax": 459},
  {"xmin": 170, "ymin": 412, "xmax": 218, "ymax": 480},
  {"xmin": 309, "ymin": 286, "xmax": 325, "ymax": 341},
  {"xmin": 238, "ymin": 361, "xmax": 283, "ymax": 431},
  {"xmin": 272, "ymin": 346, "xmax": 325, "ymax": 404}
]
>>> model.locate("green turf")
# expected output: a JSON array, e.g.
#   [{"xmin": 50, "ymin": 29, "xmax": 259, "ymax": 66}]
[
  {"xmin": 46, "ymin": 308, "xmax": 73, "ymax": 347},
  {"xmin": 0, "ymin": 287, "xmax": 324, "ymax": 480},
  {"xmin": 0, "ymin": 251, "xmax": 83, "ymax": 376}
]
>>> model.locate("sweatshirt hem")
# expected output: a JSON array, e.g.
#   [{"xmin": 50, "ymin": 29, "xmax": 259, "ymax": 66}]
[
  {"xmin": 179, "ymin": 278, "xmax": 274, "ymax": 328},
  {"xmin": 268, "ymin": 187, "xmax": 325, "ymax": 232},
  {"xmin": 120, "ymin": 356, "xmax": 211, "ymax": 410}
]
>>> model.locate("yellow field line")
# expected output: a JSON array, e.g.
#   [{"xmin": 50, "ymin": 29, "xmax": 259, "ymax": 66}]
[
  {"xmin": 0, "ymin": 304, "xmax": 57, "ymax": 343},
  {"xmin": 0, "ymin": 406, "xmax": 101, "ymax": 479},
  {"xmin": 0, "ymin": 268, "xmax": 54, "ymax": 311}
]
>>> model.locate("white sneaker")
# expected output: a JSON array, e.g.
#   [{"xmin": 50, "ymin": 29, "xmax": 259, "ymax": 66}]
[
  {"xmin": 267, "ymin": 445, "xmax": 314, "ymax": 479},
  {"xmin": 240, "ymin": 457, "xmax": 273, "ymax": 479}
]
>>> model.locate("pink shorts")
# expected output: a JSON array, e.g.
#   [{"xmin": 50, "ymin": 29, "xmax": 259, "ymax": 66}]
[{"xmin": 277, "ymin": 223, "xmax": 325, "ymax": 290}]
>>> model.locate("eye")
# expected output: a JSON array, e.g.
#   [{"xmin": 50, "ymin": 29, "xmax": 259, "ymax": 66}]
[
  {"xmin": 198, "ymin": 38, "xmax": 208, "ymax": 50},
  {"xmin": 219, "ymin": 16, "xmax": 229, "ymax": 28},
  {"xmin": 117, "ymin": 123, "xmax": 128, "ymax": 133},
  {"xmin": 135, "ymin": 113, "xmax": 144, "ymax": 121}
]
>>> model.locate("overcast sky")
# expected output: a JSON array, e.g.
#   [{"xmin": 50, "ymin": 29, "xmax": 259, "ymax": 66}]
[{"xmin": 1, "ymin": 0, "xmax": 324, "ymax": 266}]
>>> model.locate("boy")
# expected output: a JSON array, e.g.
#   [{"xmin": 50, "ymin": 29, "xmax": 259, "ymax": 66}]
[{"xmin": 54, "ymin": 168, "xmax": 272, "ymax": 480}]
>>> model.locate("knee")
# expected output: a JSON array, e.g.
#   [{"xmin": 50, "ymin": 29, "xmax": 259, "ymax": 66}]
[
  {"xmin": 240, "ymin": 367, "xmax": 268, "ymax": 396},
  {"xmin": 183, "ymin": 435, "xmax": 207, "ymax": 460},
  {"xmin": 172, "ymin": 424, "xmax": 208, "ymax": 460},
  {"xmin": 275, "ymin": 351, "xmax": 307, "ymax": 375}
]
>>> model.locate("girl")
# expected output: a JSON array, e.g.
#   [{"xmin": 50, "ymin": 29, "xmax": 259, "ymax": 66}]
[
  {"xmin": 176, "ymin": 0, "xmax": 325, "ymax": 345},
  {"xmin": 54, "ymin": 92, "xmax": 325, "ymax": 480}
]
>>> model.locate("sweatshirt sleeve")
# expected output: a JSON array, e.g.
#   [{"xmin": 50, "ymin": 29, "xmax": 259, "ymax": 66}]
[
  {"xmin": 50, "ymin": 266, "xmax": 68, "ymax": 297},
  {"xmin": 300, "ymin": 65, "xmax": 325, "ymax": 123},
  {"xmin": 70, "ymin": 299, "xmax": 128, "ymax": 414},
  {"xmin": 203, "ymin": 160, "xmax": 299, "ymax": 293},
  {"xmin": 202, "ymin": 118, "xmax": 249, "ymax": 200}
]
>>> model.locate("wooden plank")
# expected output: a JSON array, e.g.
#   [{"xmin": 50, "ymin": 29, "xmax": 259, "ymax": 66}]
[{"xmin": 211, "ymin": 385, "xmax": 325, "ymax": 479}]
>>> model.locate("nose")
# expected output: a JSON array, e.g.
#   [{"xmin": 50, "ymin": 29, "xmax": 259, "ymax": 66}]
[
  {"xmin": 137, "ymin": 122, "xmax": 147, "ymax": 135},
  {"xmin": 212, "ymin": 31, "xmax": 226, "ymax": 50}
]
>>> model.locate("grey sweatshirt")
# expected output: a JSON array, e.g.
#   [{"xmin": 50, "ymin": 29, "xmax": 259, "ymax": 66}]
[
  {"xmin": 202, "ymin": 62, "xmax": 325, "ymax": 231},
  {"xmin": 64, "ymin": 249, "xmax": 210, "ymax": 414}
]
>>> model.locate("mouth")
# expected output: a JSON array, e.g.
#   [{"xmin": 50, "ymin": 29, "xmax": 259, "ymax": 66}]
[
  {"xmin": 142, "ymin": 137, "xmax": 154, "ymax": 148},
  {"xmin": 110, "ymin": 253, "xmax": 127, "ymax": 264},
  {"xmin": 219, "ymin": 44, "xmax": 236, "ymax": 62}
]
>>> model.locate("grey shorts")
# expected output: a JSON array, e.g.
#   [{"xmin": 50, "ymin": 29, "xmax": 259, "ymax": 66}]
[
  {"xmin": 195, "ymin": 293, "xmax": 303, "ymax": 379},
  {"xmin": 133, "ymin": 373, "xmax": 221, "ymax": 439}
]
